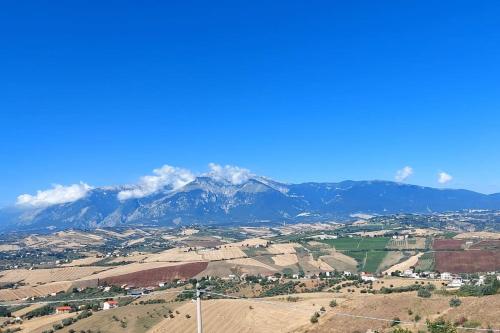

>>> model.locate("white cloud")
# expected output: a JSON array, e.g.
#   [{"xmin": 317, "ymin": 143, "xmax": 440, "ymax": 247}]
[
  {"xmin": 16, "ymin": 182, "xmax": 93, "ymax": 207},
  {"xmin": 117, "ymin": 165, "xmax": 195, "ymax": 200},
  {"xmin": 206, "ymin": 163, "xmax": 253, "ymax": 185},
  {"xmin": 438, "ymin": 172, "xmax": 453, "ymax": 184},
  {"xmin": 395, "ymin": 166, "xmax": 413, "ymax": 182}
]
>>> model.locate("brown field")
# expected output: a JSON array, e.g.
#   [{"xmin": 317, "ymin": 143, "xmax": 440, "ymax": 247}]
[
  {"xmin": 196, "ymin": 260, "xmax": 276, "ymax": 278},
  {"xmin": 61, "ymin": 255, "xmax": 103, "ymax": 267},
  {"xmin": 200, "ymin": 247, "xmax": 247, "ymax": 261},
  {"xmin": 183, "ymin": 237, "xmax": 225, "ymax": 248},
  {"xmin": 226, "ymin": 258, "xmax": 277, "ymax": 271},
  {"xmin": 99, "ymin": 261, "xmax": 208, "ymax": 287},
  {"xmin": 144, "ymin": 248, "xmax": 203, "ymax": 262},
  {"xmin": 225, "ymin": 238, "xmax": 269, "ymax": 248},
  {"xmin": 302, "ymin": 292, "xmax": 500, "ymax": 333},
  {"xmin": 11, "ymin": 304, "xmax": 45, "ymax": 318},
  {"xmin": 435, "ymin": 250, "xmax": 500, "ymax": 273},
  {"xmin": 454, "ymin": 231, "xmax": 500, "ymax": 239},
  {"xmin": 433, "ymin": 239, "xmax": 465, "ymax": 250},
  {"xmin": 383, "ymin": 252, "xmax": 423, "ymax": 275},
  {"xmin": 58, "ymin": 303, "xmax": 178, "ymax": 333},
  {"xmin": 319, "ymin": 252, "xmax": 358, "ymax": 272},
  {"xmin": 0, "ymin": 244, "xmax": 21, "ymax": 251},
  {"xmin": 469, "ymin": 240, "xmax": 500, "ymax": 250},
  {"xmin": 268, "ymin": 243, "xmax": 298, "ymax": 254},
  {"xmin": 272, "ymin": 254, "xmax": 299, "ymax": 266},
  {"xmin": 11, "ymin": 312, "xmax": 75, "ymax": 333},
  {"xmin": 150, "ymin": 298, "xmax": 315, "ymax": 333},
  {"xmin": 0, "ymin": 281, "xmax": 72, "ymax": 301},
  {"xmin": 0, "ymin": 266, "xmax": 110, "ymax": 285},
  {"xmin": 377, "ymin": 251, "xmax": 406, "ymax": 272}
]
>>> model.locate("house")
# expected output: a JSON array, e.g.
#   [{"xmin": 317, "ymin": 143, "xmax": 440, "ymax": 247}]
[
  {"xmin": 103, "ymin": 300, "xmax": 119, "ymax": 310},
  {"xmin": 403, "ymin": 269, "xmax": 414, "ymax": 277},
  {"xmin": 440, "ymin": 272, "xmax": 453, "ymax": 280},
  {"xmin": 55, "ymin": 306, "xmax": 72, "ymax": 314},
  {"xmin": 361, "ymin": 272, "xmax": 376, "ymax": 282},
  {"xmin": 447, "ymin": 279, "xmax": 463, "ymax": 288}
]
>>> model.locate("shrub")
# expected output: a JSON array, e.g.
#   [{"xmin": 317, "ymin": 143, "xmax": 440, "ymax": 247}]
[
  {"xmin": 391, "ymin": 317, "xmax": 401, "ymax": 327},
  {"xmin": 417, "ymin": 288, "xmax": 432, "ymax": 298},
  {"xmin": 449, "ymin": 297, "xmax": 461, "ymax": 307},
  {"xmin": 329, "ymin": 299, "xmax": 337, "ymax": 307},
  {"xmin": 427, "ymin": 318, "xmax": 457, "ymax": 333}
]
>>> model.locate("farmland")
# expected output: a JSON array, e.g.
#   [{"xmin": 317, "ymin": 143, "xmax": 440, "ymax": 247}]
[
  {"xmin": 320, "ymin": 237, "xmax": 390, "ymax": 251},
  {"xmin": 434, "ymin": 250, "xmax": 500, "ymax": 273},
  {"xmin": 319, "ymin": 237, "xmax": 391, "ymax": 272}
]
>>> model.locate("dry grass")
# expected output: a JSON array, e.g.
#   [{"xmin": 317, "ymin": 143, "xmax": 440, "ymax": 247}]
[
  {"xmin": 268, "ymin": 243, "xmax": 298, "ymax": 254},
  {"xmin": 454, "ymin": 231, "xmax": 500, "ymax": 239},
  {"xmin": 0, "ymin": 266, "xmax": 109, "ymax": 285},
  {"xmin": 383, "ymin": 253, "xmax": 423, "ymax": 275},
  {"xmin": 319, "ymin": 252, "xmax": 358, "ymax": 272},
  {"xmin": 226, "ymin": 258, "xmax": 277, "ymax": 271},
  {"xmin": 150, "ymin": 298, "xmax": 317, "ymax": 333},
  {"xmin": 226, "ymin": 238, "xmax": 269, "ymax": 247},
  {"xmin": 272, "ymin": 254, "xmax": 299, "ymax": 266},
  {"xmin": 0, "ymin": 244, "xmax": 20, "ymax": 251},
  {"xmin": 12, "ymin": 312, "xmax": 74, "ymax": 332},
  {"xmin": 144, "ymin": 248, "xmax": 203, "ymax": 262},
  {"xmin": 0, "ymin": 281, "xmax": 72, "ymax": 301},
  {"xmin": 199, "ymin": 247, "xmax": 247, "ymax": 261}
]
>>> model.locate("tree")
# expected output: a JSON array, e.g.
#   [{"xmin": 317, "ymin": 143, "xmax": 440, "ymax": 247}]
[
  {"xmin": 393, "ymin": 328, "xmax": 413, "ymax": 333},
  {"xmin": 426, "ymin": 318, "xmax": 457, "ymax": 333},
  {"xmin": 0, "ymin": 306, "xmax": 11, "ymax": 317},
  {"xmin": 330, "ymin": 299, "xmax": 338, "ymax": 307},
  {"xmin": 417, "ymin": 288, "xmax": 431, "ymax": 298}
]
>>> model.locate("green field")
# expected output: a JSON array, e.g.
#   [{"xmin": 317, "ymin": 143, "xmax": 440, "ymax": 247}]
[
  {"xmin": 320, "ymin": 237, "xmax": 390, "ymax": 251},
  {"xmin": 321, "ymin": 237, "xmax": 391, "ymax": 273}
]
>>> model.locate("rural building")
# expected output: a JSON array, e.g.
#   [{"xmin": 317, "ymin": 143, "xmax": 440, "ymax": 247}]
[
  {"xmin": 440, "ymin": 272, "xmax": 453, "ymax": 280},
  {"xmin": 447, "ymin": 279, "xmax": 464, "ymax": 288},
  {"xmin": 103, "ymin": 300, "xmax": 119, "ymax": 310},
  {"xmin": 55, "ymin": 306, "xmax": 72, "ymax": 314}
]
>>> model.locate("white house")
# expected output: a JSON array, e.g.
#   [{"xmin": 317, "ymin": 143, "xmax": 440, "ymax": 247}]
[
  {"xmin": 447, "ymin": 279, "xmax": 463, "ymax": 288},
  {"xmin": 103, "ymin": 300, "xmax": 119, "ymax": 310},
  {"xmin": 440, "ymin": 272, "xmax": 453, "ymax": 280}
]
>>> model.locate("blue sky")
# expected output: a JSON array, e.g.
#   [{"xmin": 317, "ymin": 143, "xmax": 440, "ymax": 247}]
[{"xmin": 1, "ymin": 1, "xmax": 500, "ymax": 206}]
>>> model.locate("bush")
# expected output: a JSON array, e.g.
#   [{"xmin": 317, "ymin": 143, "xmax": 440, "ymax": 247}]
[
  {"xmin": 391, "ymin": 317, "xmax": 401, "ymax": 327},
  {"xmin": 417, "ymin": 288, "xmax": 432, "ymax": 298},
  {"xmin": 449, "ymin": 297, "xmax": 461, "ymax": 307},
  {"xmin": 427, "ymin": 318, "xmax": 457, "ymax": 333},
  {"xmin": 393, "ymin": 328, "xmax": 412, "ymax": 333},
  {"xmin": 310, "ymin": 315, "xmax": 318, "ymax": 324},
  {"xmin": 62, "ymin": 318, "xmax": 73, "ymax": 326},
  {"xmin": 52, "ymin": 323, "xmax": 63, "ymax": 331}
]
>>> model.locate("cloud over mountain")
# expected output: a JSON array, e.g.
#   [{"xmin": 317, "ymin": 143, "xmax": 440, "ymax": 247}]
[
  {"xmin": 206, "ymin": 163, "xmax": 253, "ymax": 185},
  {"xmin": 395, "ymin": 166, "xmax": 413, "ymax": 182},
  {"xmin": 438, "ymin": 171, "xmax": 453, "ymax": 184},
  {"xmin": 16, "ymin": 182, "xmax": 93, "ymax": 207},
  {"xmin": 117, "ymin": 165, "xmax": 195, "ymax": 200}
]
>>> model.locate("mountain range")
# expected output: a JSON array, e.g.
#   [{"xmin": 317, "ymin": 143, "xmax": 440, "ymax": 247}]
[{"xmin": 1, "ymin": 176, "xmax": 500, "ymax": 231}]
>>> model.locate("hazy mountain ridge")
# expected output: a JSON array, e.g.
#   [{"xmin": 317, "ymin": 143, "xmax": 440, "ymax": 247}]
[{"xmin": 1, "ymin": 177, "xmax": 500, "ymax": 230}]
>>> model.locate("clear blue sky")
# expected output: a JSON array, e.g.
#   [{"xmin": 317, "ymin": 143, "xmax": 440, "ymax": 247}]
[{"xmin": 1, "ymin": 1, "xmax": 500, "ymax": 206}]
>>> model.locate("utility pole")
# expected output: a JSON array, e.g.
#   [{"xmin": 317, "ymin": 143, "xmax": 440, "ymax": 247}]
[{"xmin": 196, "ymin": 282, "xmax": 204, "ymax": 333}]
